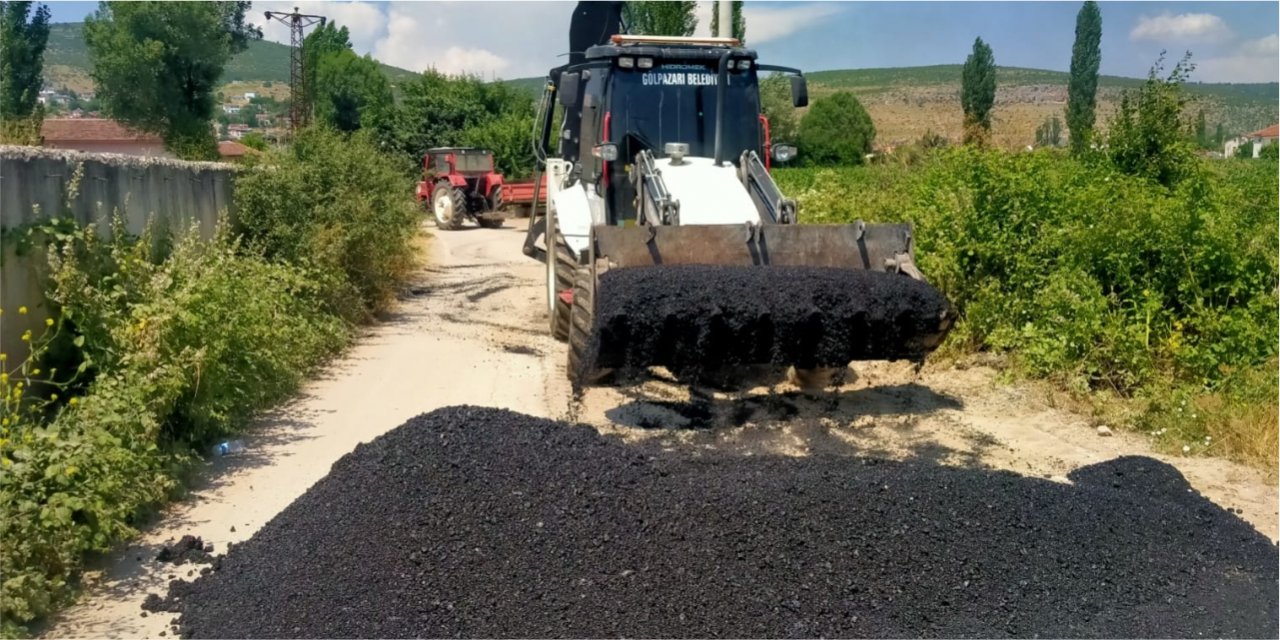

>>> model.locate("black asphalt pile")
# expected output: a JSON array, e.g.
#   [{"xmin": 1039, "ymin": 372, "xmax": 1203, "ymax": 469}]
[
  {"xmin": 156, "ymin": 535, "xmax": 215, "ymax": 565},
  {"xmin": 586, "ymin": 265, "xmax": 952, "ymax": 381},
  {"xmin": 160, "ymin": 407, "xmax": 1277, "ymax": 639}
]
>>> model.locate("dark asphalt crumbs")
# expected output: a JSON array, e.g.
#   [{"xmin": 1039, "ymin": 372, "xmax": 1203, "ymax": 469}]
[
  {"xmin": 155, "ymin": 535, "xmax": 215, "ymax": 565},
  {"xmin": 586, "ymin": 265, "xmax": 952, "ymax": 380},
  {"xmin": 159, "ymin": 407, "xmax": 1278, "ymax": 639}
]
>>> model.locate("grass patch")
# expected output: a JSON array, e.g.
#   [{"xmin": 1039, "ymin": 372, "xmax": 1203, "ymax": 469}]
[{"xmin": 775, "ymin": 150, "xmax": 1278, "ymax": 471}]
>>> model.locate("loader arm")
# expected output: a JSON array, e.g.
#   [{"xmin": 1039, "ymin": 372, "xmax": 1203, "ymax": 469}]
[
  {"xmin": 632, "ymin": 149, "xmax": 680, "ymax": 226},
  {"xmin": 738, "ymin": 150, "xmax": 796, "ymax": 224}
]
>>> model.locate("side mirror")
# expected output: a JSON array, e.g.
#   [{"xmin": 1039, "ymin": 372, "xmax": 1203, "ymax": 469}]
[
  {"xmin": 558, "ymin": 72, "xmax": 580, "ymax": 108},
  {"xmin": 790, "ymin": 75, "xmax": 809, "ymax": 108},
  {"xmin": 771, "ymin": 144, "xmax": 798, "ymax": 163}
]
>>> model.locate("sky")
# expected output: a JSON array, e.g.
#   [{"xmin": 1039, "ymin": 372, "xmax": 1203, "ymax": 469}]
[{"xmin": 46, "ymin": 1, "xmax": 1280, "ymax": 83}]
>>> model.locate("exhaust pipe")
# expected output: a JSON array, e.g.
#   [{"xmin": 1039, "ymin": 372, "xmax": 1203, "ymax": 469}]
[{"xmin": 713, "ymin": 48, "xmax": 731, "ymax": 167}]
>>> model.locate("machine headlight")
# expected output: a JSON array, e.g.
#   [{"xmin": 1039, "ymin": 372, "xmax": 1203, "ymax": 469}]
[
  {"xmin": 637, "ymin": 57, "xmax": 654, "ymax": 69},
  {"xmin": 772, "ymin": 144, "xmax": 798, "ymax": 163},
  {"xmin": 618, "ymin": 57, "xmax": 635, "ymax": 69},
  {"xmin": 735, "ymin": 59, "xmax": 752, "ymax": 70},
  {"xmin": 592, "ymin": 143, "xmax": 619, "ymax": 162}
]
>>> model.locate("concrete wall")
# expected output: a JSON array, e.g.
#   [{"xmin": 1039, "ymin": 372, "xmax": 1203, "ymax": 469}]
[
  {"xmin": 45, "ymin": 140, "xmax": 175, "ymax": 158},
  {"xmin": 0, "ymin": 145, "xmax": 236, "ymax": 357}
]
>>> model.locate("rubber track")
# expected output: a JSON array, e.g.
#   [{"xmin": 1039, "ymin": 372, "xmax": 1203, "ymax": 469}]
[{"xmin": 160, "ymin": 407, "xmax": 1278, "ymax": 639}]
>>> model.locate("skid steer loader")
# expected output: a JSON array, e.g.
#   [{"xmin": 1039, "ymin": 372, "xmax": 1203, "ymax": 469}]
[{"xmin": 523, "ymin": 7, "xmax": 953, "ymax": 386}]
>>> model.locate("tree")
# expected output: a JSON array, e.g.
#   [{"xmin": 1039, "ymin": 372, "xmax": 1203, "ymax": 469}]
[
  {"xmin": 302, "ymin": 22, "xmax": 351, "ymax": 111},
  {"xmin": 460, "ymin": 111, "xmax": 536, "ymax": 179},
  {"xmin": 0, "ymin": 1, "xmax": 51, "ymax": 143},
  {"xmin": 1066, "ymin": 0, "xmax": 1101, "ymax": 154},
  {"xmin": 392, "ymin": 70, "xmax": 534, "ymax": 167},
  {"xmin": 239, "ymin": 103, "xmax": 261, "ymax": 126},
  {"xmin": 1213, "ymin": 122, "xmax": 1225, "ymax": 148},
  {"xmin": 84, "ymin": 2, "xmax": 261, "ymax": 159},
  {"xmin": 1259, "ymin": 142, "xmax": 1278, "ymax": 160},
  {"xmin": 797, "ymin": 91, "xmax": 875, "ymax": 165},
  {"xmin": 1035, "ymin": 115, "xmax": 1062, "ymax": 147},
  {"xmin": 961, "ymin": 37, "xmax": 996, "ymax": 145},
  {"xmin": 759, "ymin": 73, "xmax": 799, "ymax": 145},
  {"xmin": 240, "ymin": 130, "xmax": 267, "ymax": 151},
  {"xmin": 623, "ymin": 1, "xmax": 696, "ymax": 36},
  {"xmin": 1107, "ymin": 52, "xmax": 1198, "ymax": 187},
  {"xmin": 1194, "ymin": 109, "xmax": 1208, "ymax": 149},
  {"xmin": 710, "ymin": 0, "xmax": 745, "ymax": 41},
  {"xmin": 313, "ymin": 49, "xmax": 393, "ymax": 134}
]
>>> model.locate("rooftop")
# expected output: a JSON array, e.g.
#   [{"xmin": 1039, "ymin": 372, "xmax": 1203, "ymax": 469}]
[{"xmin": 41, "ymin": 118, "xmax": 161, "ymax": 143}]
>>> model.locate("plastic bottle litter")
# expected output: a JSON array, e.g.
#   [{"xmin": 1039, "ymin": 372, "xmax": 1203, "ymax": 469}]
[{"xmin": 212, "ymin": 440, "xmax": 247, "ymax": 457}]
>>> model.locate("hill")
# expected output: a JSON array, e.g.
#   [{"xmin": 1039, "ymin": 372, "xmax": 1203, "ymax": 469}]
[{"xmin": 42, "ymin": 22, "xmax": 418, "ymax": 94}]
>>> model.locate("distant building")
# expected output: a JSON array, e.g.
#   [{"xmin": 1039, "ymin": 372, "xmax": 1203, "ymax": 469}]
[
  {"xmin": 227, "ymin": 124, "xmax": 251, "ymax": 140},
  {"xmin": 222, "ymin": 104, "xmax": 242, "ymax": 115},
  {"xmin": 40, "ymin": 118, "xmax": 170, "ymax": 157},
  {"xmin": 254, "ymin": 113, "xmax": 273, "ymax": 126},
  {"xmin": 243, "ymin": 92, "xmax": 257, "ymax": 101},
  {"xmin": 1225, "ymin": 124, "xmax": 1279, "ymax": 158},
  {"xmin": 218, "ymin": 140, "xmax": 252, "ymax": 160}
]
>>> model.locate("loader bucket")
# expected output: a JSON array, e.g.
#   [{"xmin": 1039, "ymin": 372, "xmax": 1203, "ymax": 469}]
[{"xmin": 573, "ymin": 223, "xmax": 954, "ymax": 384}]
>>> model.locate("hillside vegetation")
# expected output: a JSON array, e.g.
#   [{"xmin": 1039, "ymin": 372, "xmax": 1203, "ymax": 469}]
[
  {"xmin": 42, "ymin": 22, "xmax": 417, "ymax": 94},
  {"xmin": 504, "ymin": 63, "xmax": 1276, "ymax": 150}
]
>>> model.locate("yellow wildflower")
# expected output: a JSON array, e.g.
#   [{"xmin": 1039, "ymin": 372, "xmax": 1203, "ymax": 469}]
[
  {"xmin": 17, "ymin": 306, "xmax": 27, "ymax": 315},
  {"xmin": 69, "ymin": 397, "xmax": 78, "ymax": 406},
  {"xmin": 20, "ymin": 330, "xmax": 32, "ymax": 342},
  {"xmin": 31, "ymin": 369, "xmax": 39, "ymax": 376},
  {"xmin": 50, "ymin": 393, "xmax": 58, "ymax": 401},
  {"xmin": 0, "ymin": 373, "xmax": 7, "ymax": 384},
  {"xmin": 45, "ymin": 318, "xmax": 54, "ymax": 327},
  {"xmin": 0, "ymin": 353, "xmax": 6, "ymax": 362}
]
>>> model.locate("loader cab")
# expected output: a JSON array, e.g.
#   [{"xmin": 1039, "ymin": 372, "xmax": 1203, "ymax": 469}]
[{"xmin": 555, "ymin": 38, "xmax": 789, "ymax": 224}]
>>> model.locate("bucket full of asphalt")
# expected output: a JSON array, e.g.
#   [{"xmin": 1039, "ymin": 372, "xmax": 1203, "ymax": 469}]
[
  {"xmin": 583, "ymin": 265, "xmax": 953, "ymax": 382},
  {"xmin": 155, "ymin": 406, "xmax": 1277, "ymax": 638}
]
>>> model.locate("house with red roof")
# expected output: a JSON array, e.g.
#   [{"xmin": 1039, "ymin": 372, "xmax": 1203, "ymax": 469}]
[
  {"xmin": 40, "ymin": 118, "xmax": 171, "ymax": 157},
  {"xmin": 1224, "ymin": 124, "xmax": 1278, "ymax": 158}
]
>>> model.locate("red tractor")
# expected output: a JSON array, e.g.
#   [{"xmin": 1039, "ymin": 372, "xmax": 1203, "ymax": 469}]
[{"xmin": 416, "ymin": 147, "xmax": 505, "ymax": 230}]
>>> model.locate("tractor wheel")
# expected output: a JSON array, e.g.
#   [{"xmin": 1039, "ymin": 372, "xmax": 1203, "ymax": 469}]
[
  {"xmin": 431, "ymin": 180, "xmax": 464, "ymax": 230},
  {"xmin": 549, "ymin": 223, "xmax": 575, "ymax": 341},
  {"xmin": 568, "ymin": 258, "xmax": 613, "ymax": 386},
  {"xmin": 567, "ymin": 261, "xmax": 594, "ymax": 386}
]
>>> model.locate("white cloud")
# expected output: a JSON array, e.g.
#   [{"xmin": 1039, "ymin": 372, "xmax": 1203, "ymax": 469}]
[
  {"xmin": 371, "ymin": 7, "xmax": 510, "ymax": 76},
  {"xmin": 245, "ymin": 1, "xmax": 836, "ymax": 80},
  {"xmin": 694, "ymin": 1, "xmax": 842, "ymax": 44},
  {"xmin": 1130, "ymin": 13, "xmax": 1233, "ymax": 43},
  {"xmin": 248, "ymin": 1, "xmax": 575, "ymax": 79},
  {"xmin": 1196, "ymin": 34, "xmax": 1280, "ymax": 83},
  {"xmin": 1237, "ymin": 33, "xmax": 1280, "ymax": 57}
]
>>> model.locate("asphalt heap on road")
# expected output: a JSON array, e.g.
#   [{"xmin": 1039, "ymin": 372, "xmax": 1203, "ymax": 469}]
[
  {"xmin": 585, "ymin": 265, "xmax": 952, "ymax": 381},
  {"xmin": 159, "ymin": 406, "xmax": 1278, "ymax": 639}
]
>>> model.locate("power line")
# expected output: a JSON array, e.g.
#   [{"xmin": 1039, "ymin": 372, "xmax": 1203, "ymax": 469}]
[{"xmin": 264, "ymin": 7, "xmax": 327, "ymax": 132}]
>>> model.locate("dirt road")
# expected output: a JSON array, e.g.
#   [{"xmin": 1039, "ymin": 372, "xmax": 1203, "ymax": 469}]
[{"xmin": 43, "ymin": 221, "xmax": 1278, "ymax": 638}]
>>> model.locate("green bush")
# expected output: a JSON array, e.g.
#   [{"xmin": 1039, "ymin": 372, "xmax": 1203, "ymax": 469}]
[
  {"xmin": 797, "ymin": 92, "xmax": 875, "ymax": 166},
  {"xmin": 233, "ymin": 127, "xmax": 420, "ymax": 321},
  {"xmin": 1, "ymin": 218, "xmax": 348, "ymax": 635},
  {"xmin": 775, "ymin": 147, "xmax": 1279, "ymax": 466}
]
